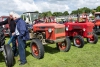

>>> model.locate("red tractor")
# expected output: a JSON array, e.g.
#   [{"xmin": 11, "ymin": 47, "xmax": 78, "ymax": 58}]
[
  {"xmin": 64, "ymin": 13, "xmax": 98, "ymax": 48},
  {"xmin": 93, "ymin": 12, "xmax": 100, "ymax": 34},
  {"xmin": 22, "ymin": 12, "xmax": 71, "ymax": 59},
  {"xmin": 0, "ymin": 16, "xmax": 10, "ymax": 36}
]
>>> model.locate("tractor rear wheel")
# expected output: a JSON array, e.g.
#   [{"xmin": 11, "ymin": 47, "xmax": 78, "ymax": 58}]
[
  {"xmin": 56, "ymin": 37, "xmax": 71, "ymax": 52},
  {"xmin": 73, "ymin": 35, "xmax": 84, "ymax": 48},
  {"xmin": 30, "ymin": 39, "xmax": 44, "ymax": 59},
  {"xmin": 87, "ymin": 34, "xmax": 98, "ymax": 44},
  {"xmin": 4, "ymin": 45, "xmax": 14, "ymax": 67}
]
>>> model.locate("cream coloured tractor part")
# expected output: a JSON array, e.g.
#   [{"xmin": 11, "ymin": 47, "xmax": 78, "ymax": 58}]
[{"xmin": 22, "ymin": 12, "xmax": 39, "ymax": 39}]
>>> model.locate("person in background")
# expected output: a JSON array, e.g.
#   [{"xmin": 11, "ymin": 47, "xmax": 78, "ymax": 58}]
[
  {"xmin": 0, "ymin": 12, "xmax": 18, "ymax": 57},
  {"xmin": 12, "ymin": 13, "xmax": 30, "ymax": 65}
]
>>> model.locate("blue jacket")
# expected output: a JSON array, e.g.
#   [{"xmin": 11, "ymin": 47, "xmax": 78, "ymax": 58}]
[{"xmin": 15, "ymin": 18, "xmax": 30, "ymax": 41}]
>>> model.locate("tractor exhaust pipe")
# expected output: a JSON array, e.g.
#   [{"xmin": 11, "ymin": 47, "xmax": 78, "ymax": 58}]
[{"xmin": 77, "ymin": 9, "xmax": 80, "ymax": 22}]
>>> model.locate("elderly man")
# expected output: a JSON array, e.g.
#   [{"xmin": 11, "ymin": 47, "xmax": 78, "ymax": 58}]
[
  {"xmin": 0, "ymin": 12, "xmax": 18, "ymax": 57},
  {"xmin": 12, "ymin": 13, "xmax": 30, "ymax": 65}
]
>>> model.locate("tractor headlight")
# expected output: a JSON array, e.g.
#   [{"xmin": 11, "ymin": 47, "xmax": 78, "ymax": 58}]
[
  {"xmin": 66, "ymin": 27, "xmax": 68, "ymax": 31},
  {"xmin": 48, "ymin": 28, "xmax": 52, "ymax": 33},
  {"xmin": 83, "ymin": 28, "xmax": 86, "ymax": 31}
]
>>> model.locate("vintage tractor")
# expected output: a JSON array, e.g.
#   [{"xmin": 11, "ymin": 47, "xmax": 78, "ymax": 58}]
[
  {"xmin": 93, "ymin": 12, "xmax": 100, "ymax": 34},
  {"xmin": 0, "ymin": 26, "xmax": 14, "ymax": 67},
  {"xmin": 64, "ymin": 13, "xmax": 98, "ymax": 48},
  {"xmin": 22, "ymin": 12, "xmax": 71, "ymax": 59},
  {"xmin": 0, "ymin": 16, "xmax": 10, "ymax": 36}
]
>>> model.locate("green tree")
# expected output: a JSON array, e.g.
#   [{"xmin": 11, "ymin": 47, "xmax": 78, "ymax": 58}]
[
  {"xmin": 63, "ymin": 11, "xmax": 69, "ymax": 16},
  {"xmin": 52, "ymin": 12, "xmax": 63, "ymax": 17},
  {"xmin": 71, "ymin": 7, "xmax": 91, "ymax": 14},
  {"xmin": 91, "ymin": 9, "xmax": 96, "ymax": 15},
  {"xmin": 34, "ymin": 11, "xmax": 39, "ymax": 13},
  {"xmin": 82, "ymin": 7, "xmax": 91, "ymax": 13},
  {"xmin": 96, "ymin": 6, "xmax": 100, "ymax": 12},
  {"xmin": 39, "ymin": 13, "xmax": 43, "ymax": 18},
  {"xmin": 39, "ymin": 11, "xmax": 52, "ymax": 18},
  {"xmin": 46, "ymin": 11, "xmax": 52, "ymax": 17},
  {"xmin": 71, "ymin": 10, "xmax": 78, "ymax": 15}
]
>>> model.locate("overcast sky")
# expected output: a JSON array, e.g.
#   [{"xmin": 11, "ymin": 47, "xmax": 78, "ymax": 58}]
[{"xmin": 0, "ymin": 0, "xmax": 100, "ymax": 16}]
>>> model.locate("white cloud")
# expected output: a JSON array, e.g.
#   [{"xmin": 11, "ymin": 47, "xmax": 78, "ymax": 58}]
[
  {"xmin": 0, "ymin": 0, "xmax": 39, "ymax": 15},
  {"xmin": 0, "ymin": 0, "xmax": 100, "ymax": 16},
  {"xmin": 13, "ymin": 0, "xmax": 39, "ymax": 12},
  {"xmin": 35, "ymin": 1, "xmax": 69, "ymax": 13}
]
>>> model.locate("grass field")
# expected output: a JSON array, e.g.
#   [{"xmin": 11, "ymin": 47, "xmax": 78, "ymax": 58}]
[{"xmin": 0, "ymin": 37, "xmax": 100, "ymax": 67}]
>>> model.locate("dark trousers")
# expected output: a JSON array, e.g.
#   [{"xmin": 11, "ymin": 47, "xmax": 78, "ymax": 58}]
[
  {"xmin": 17, "ymin": 36, "xmax": 27, "ymax": 63},
  {"xmin": 10, "ymin": 33, "xmax": 18, "ymax": 56}
]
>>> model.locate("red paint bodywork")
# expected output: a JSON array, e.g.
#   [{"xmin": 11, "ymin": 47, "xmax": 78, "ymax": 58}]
[
  {"xmin": 33, "ymin": 23, "xmax": 65, "ymax": 42},
  {"xmin": 95, "ymin": 20, "xmax": 100, "ymax": 25},
  {"xmin": 64, "ymin": 18, "xmax": 94, "ymax": 38}
]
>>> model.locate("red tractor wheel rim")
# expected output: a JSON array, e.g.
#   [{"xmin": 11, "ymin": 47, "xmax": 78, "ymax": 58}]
[
  {"xmin": 75, "ymin": 38, "xmax": 81, "ymax": 45},
  {"xmin": 32, "ymin": 44, "xmax": 39, "ymax": 56},
  {"xmin": 58, "ymin": 42, "xmax": 66, "ymax": 50}
]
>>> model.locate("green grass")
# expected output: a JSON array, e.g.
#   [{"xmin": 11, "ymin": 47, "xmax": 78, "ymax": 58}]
[{"xmin": 0, "ymin": 37, "xmax": 100, "ymax": 67}]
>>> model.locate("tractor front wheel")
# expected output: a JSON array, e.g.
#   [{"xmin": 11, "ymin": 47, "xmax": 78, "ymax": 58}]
[
  {"xmin": 56, "ymin": 37, "xmax": 71, "ymax": 52},
  {"xmin": 30, "ymin": 39, "xmax": 44, "ymax": 59},
  {"xmin": 87, "ymin": 34, "xmax": 98, "ymax": 44},
  {"xmin": 4, "ymin": 45, "xmax": 14, "ymax": 67},
  {"xmin": 73, "ymin": 35, "xmax": 84, "ymax": 48}
]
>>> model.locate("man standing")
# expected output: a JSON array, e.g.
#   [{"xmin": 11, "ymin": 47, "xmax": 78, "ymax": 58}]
[
  {"xmin": 0, "ymin": 12, "xmax": 18, "ymax": 56},
  {"xmin": 12, "ymin": 13, "xmax": 30, "ymax": 65}
]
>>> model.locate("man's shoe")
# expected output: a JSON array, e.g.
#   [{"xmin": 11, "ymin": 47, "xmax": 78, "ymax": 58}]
[{"xmin": 19, "ymin": 62, "xmax": 27, "ymax": 65}]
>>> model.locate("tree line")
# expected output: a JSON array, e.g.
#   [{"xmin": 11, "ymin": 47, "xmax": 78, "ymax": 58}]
[
  {"xmin": 23, "ymin": 6, "xmax": 100, "ymax": 18},
  {"xmin": 71, "ymin": 6, "xmax": 100, "ymax": 15},
  {"xmin": 38, "ymin": 11, "xmax": 69, "ymax": 18}
]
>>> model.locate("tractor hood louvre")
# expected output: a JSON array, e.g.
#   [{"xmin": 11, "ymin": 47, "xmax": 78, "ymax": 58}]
[{"xmin": 34, "ymin": 23, "xmax": 65, "ymax": 28}]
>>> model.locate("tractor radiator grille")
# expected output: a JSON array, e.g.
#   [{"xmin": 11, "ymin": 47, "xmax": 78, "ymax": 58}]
[
  {"xmin": 55, "ymin": 28, "xmax": 65, "ymax": 33},
  {"xmin": 87, "ymin": 32, "xmax": 93, "ymax": 35}
]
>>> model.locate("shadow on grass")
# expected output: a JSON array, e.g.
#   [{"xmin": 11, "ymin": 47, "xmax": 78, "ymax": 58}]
[
  {"xmin": 84, "ymin": 41, "xmax": 88, "ymax": 44},
  {"xmin": 13, "ymin": 57, "xmax": 16, "ymax": 66},
  {"xmin": 26, "ymin": 41, "xmax": 31, "ymax": 47},
  {"xmin": 25, "ymin": 41, "xmax": 32, "ymax": 57},
  {"xmin": 43, "ymin": 45, "xmax": 59, "ymax": 54},
  {"xmin": 0, "ymin": 52, "xmax": 5, "ymax": 62},
  {"xmin": 98, "ymin": 36, "xmax": 100, "ymax": 39},
  {"xmin": 26, "ymin": 50, "xmax": 31, "ymax": 57}
]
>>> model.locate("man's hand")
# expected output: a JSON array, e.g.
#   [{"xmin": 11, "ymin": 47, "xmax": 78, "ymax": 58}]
[{"xmin": 12, "ymin": 32, "xmax": 15, "ymax": 36}]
